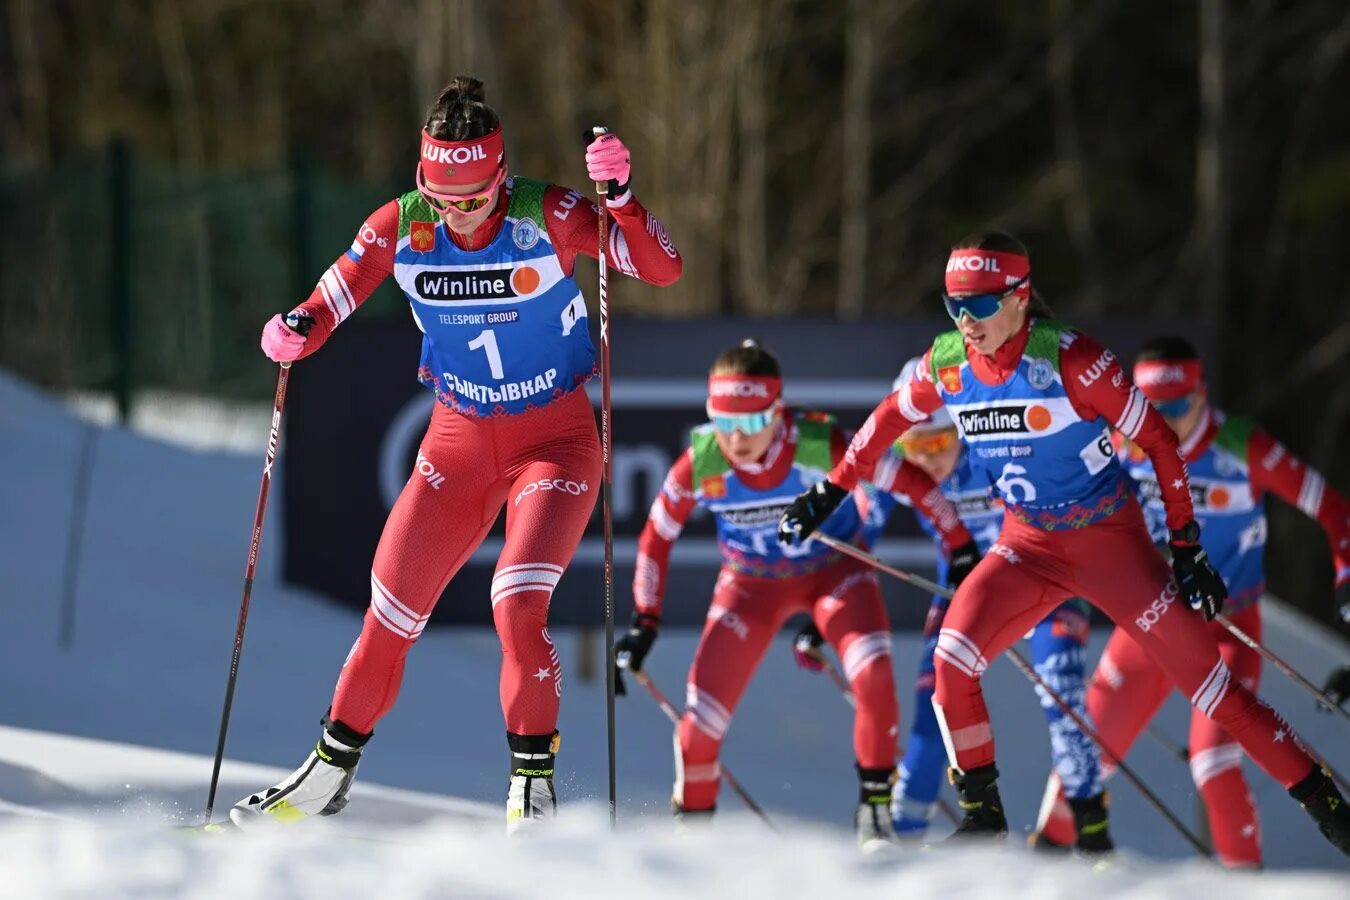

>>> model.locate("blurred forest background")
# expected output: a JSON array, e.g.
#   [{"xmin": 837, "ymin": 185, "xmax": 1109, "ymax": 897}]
[{"xmin": 1, "ymin": 0, "xmax": 1347, "ymax": 629}]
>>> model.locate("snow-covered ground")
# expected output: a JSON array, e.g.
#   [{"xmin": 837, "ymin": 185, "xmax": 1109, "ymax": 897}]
[{"xmin": 1, "ymin": 371, "xmax": 1347, "ymax": 896}]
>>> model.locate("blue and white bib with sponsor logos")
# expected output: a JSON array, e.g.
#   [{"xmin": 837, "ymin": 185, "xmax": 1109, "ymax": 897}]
[
  {"xmin": 690, "ymin": 414, "xmax": 886, "ymax": 578},
  {"xmin": 394, "ymin": 177, "xmax": 594, "ymax": 417},
  {"xmin": 928, "ymin": 321, "xmax": 1127, "ymax": 529},
  {"xmin": 1124, "ymin": 411, "xmax": 1267, "ymax": 608}
]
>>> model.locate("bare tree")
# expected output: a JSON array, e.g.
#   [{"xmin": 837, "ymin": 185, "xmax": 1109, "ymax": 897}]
[
  {"xmin": 1046, "ymin": 0, "xmax": 1103, "ymax": 314},
  {"xmin": 1195, "ymin": 0, "xmax": 1227, "ymax": 323},
  {"xmin": 11, "ymin": 0, "xmax": 51, "ymax": 165},
  {"xmin": 836, "ymin": 0, "xmax": 876, "ymax": 320}
]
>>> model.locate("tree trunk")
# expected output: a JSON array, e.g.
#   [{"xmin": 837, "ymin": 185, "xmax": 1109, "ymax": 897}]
[
  {"xmin": 1196, "ymin": 0, "xmax": 1227, "ymax": 324},
  {"xmin": 11, "ymin": 0, "xmax": 50, "ymax": 165},
  {"xmin": 1047, "ymin": 0, "xmax": 1103, "ymax": 313},
  {"xmin": 735, "ymin": 4, "xmax": 771, "ymax": 316},
  {"xmin": 153, "ymin": 0, "xmax": 206, "ymax": 167},
  {"xmin": 837, "ymin": 0, "xmax": 876, "ymax": 320}
]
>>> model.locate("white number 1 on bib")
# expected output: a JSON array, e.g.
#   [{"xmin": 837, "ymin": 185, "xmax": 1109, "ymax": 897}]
[{"xmin": 468, "ymin": 329, "xmax": 505, "ymax": 379}]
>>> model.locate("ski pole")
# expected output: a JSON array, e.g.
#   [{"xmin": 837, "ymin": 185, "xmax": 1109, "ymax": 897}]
[
  {"xmin": 1215, "ymin": 613, "xmax": 1350, "ymax": 724},
  {"xmin": 1147, "ymin": 725, "xmax": 1190, "ymax": 763},
  {"xmin": 592, "ymin": 124, "xmax": 619, "ymax": 830},
  {"xmin": 204, "ymin": 315, "xmax": 310, "ymax": 824},
  {"xmin": 59, "ymin": 422, "xmax": 99, "ymax": 649},
  {"xmin": 813, "ymin": 533, "xmax": 1214, "ymax": 858},
  {"xmin": 632, "ymin": 670, "xmax": 777, "ymax": 831},
  {"xmin": 795, "ymin": 637, "xmax": 961, "ymax": 827}
]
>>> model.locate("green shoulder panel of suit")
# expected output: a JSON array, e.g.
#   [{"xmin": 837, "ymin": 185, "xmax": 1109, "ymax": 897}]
[
  {"xmin": 689, "ymin": 413, "xmax": 836, "ymax": 486},
  {"xmin": 1024, "ymin": 319, "xmax": 1069, "ymax": 369},
  {"xmin": 929, "ymin": 330, "xmax": 967, "ymax": 376},
  {"xmin": 506, "ymin": 176, "xmax": 549, "ymax": 230},
  {"xmin": 397, "ymin": 190, "xmax": 436, "ymax": 240},
  {"xmin": 793, "ymin": 414, "xmax": 836, "ymax": 471},
  {"xmin": 690, "ymin": 425, "xmax": 730, "ymax": 484},
  {"xmin": 1213, "ymin": 414, "xmax": 1257, "ymax": 467}
]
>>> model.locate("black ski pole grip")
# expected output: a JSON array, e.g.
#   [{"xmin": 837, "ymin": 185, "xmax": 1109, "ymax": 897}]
[{"xmin": 285, "ymin": 312, "xmax": 314, "ymax": 336}]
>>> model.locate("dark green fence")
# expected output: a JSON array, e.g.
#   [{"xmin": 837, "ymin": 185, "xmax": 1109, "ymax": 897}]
[{"xmin": 0, "ymin": 141, "xmax": 407, "ymax": 415}]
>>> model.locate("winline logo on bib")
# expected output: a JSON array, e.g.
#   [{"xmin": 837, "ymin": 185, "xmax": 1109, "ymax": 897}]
[{"xmin": 959, "ymin": 405, "xmax": 1053, "ymax": 437}]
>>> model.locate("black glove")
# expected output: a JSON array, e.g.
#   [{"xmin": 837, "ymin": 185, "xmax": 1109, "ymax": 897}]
[
  {"xmin": 778, "ymin": 480, "xmax": 849, "ymax": 546},
  {"xmin": 1168, "ymin": 522, "xmax": 1226, "ymax": 621},
  {"xmin": 946, "ymin": 540, "xmax": 981, "ymax": 591},
  {"xmin": 613, "ymin": 613, "xmax": 659, "ymax": 696},
  {"xmin": 1319, "ymin": 665, "xmax": 1350, "ymax": 713},
  {"xmin": 285, "ymin": 311, "xmax": 314, "ymax": 336},
  {"xmin": 1336, "ymin": 581, "xmax": 1350, "ymax": 625}
]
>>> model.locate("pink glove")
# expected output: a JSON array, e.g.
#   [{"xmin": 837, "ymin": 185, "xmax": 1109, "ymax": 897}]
[
  {"xmin": 260, "ymin": 313, "xmax": 308, "ymax": 363},
  {"xmin": 585, "ymin": 133, "xmax": 631, "ymax": 190},
  {"xmin": 792, "ymin": 623, "xmax": 826, "ymax": 672}
]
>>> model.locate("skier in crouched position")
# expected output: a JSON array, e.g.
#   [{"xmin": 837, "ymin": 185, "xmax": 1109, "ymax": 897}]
[
  {"xmin": 818, "ymin": 358, "xmax": 1111, "ymax": 853},
  {"xmin": 778, "ymin": 232, "xmax": 1350, "ymax": 854},
  {"xmin": 615, "ymin": 339, "xmax": 975, "ymax": 848},
  {"xmin": 1035, "ymin": 335, "xmax": 1350, "ymax": 865},
  {"xmin": 233, "ymin": 76, "xmax": 682, "ymax": 832}
]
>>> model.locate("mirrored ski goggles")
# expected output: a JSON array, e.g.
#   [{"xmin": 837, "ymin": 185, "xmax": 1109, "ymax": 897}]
[
  {"xmin": 1150, "ymin": 394, "xmax": 1196, "ymax": 419},
  {"xmin": 417, "ymin": 164, "xmax": 507, "ymax": 215},
  {"xmin": 709, "ymin": 409, "xmax": 776, "ymax": 435},
  {"xmin": 897, "ymin": 427, "xmax": 959, "ymax": 456},
  {"xmin": 942, "ymin": 274, "xmax": 1030, "ymax": 323}
]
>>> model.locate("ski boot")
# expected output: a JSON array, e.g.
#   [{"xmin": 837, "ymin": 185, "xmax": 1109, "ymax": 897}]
[
  {"xmin": 1068, "ymin": 792, "xmax": 1114, "ymax": 855},
  {"xmin": 229, "ymin": 716, "xmax": 367, "ymax": 830},
  {"xmin": 856, "ymin": 766, "xmax": 899, "ymax": 852},
  {"xmin": 506, "ymin": 731, "xmax": 558, "ymax": 835},
  {"xmin": 948, "ymin": 764, "xmax": 1008, "ymax": 839},
  {"xmin": 672, "ymin": 801, "xmax": 716, "ymax": 834},
  {"xmin": 1290, "ymin": 766, "xmax": 1350, "ymax": 855}
]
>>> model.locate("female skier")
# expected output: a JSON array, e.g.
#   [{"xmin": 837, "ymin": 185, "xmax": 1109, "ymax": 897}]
[
  {"xmin": 232, "ymin": 76, "xmax": 682, "ymax": 832},
  {"xmin": 778, "ymin": 232, "xmax": 1349, "ymax": 853},
  {"xmin": 864, "ymin": 359, "xmax": 1112, "ymax": 853},
  {"xmin": 1034, "ymin": 335, "xmax": 1349, "ymax": 865},
  {"xmin": 614, "ymin": 339, "xmax": 975, "ymax": 848}
]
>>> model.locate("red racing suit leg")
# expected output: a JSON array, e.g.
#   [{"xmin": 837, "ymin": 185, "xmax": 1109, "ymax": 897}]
[
  {"xmin": 930, "ymin": 527, "xmax": 1066, "ymax": 772},
  {"xmin": 1187, "ymin": 604, "xmax": 1264, "ymax": 866},
  {"xmin": 676, "ymin": 569, "xmax": 804, "ymax": 811},
  {"xmin": 811, "ymin": 559, "xmax": 898, "ymax": 771},
  {"xmin": 330, "ymin": 390, "xmax": 598, "ymax": 738},
  {"xmin": 934, "ymin": 499, "xmax": 1317, "ymax": 803}
]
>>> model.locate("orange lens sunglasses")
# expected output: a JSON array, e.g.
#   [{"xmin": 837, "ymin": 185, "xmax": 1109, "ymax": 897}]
[{"xmin": 897, "ymin": 428, "xmax": 959, "ymax": 456}]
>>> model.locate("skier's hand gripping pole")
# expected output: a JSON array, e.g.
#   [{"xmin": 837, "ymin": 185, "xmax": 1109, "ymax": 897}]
[
  {"xmin": 204, "ymin": 313, "xmax": 312, "ymax": 825},
  {"xmin": 631, "ymin": 670, "xmax": 777, "ymax": 831},
  {"xmin": 810, "ymin": 532, "xmax": 1216, "ymax": 859}
]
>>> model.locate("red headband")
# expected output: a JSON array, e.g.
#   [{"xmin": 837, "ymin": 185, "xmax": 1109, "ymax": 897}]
[
  {"xmin": 707, "ymin": 375, "xmax": 782, "ymax": 413},
  {"xmin": 944, "ymin": 249, "xmax": 1031, "ymax": 298},
  {"xmin": 1133, "ymin": 359, "xmax": 1203, "ymax": 401},
  {"xmin": 417, "ymin": 125, "xmax": 506, "ymax": 187}
]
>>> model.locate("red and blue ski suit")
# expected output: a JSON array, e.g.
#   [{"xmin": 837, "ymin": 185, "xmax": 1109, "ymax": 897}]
[
  {"xmin": 288, "ymin": 178, "xmax": 681, "ymax": 742},
  {"xmin": 828, "ymin": 319, "xmax": 1322, "ymax": 816},
  {"xmin": 879, "ymin": 447, "xmax": 1099, "ymax": 836},
  {"xmin": 634, "ymin": 411, "xmax": 971, "ymax": 811}
]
